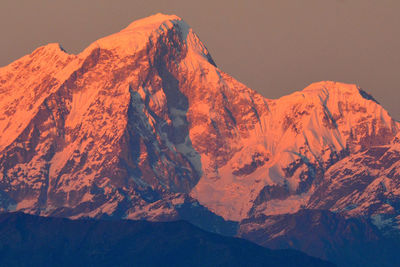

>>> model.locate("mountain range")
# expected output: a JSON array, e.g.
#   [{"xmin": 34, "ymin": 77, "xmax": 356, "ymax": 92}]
[{"xmin": 0, "ymin": 13, "xmax": 399, "ymax": 266}]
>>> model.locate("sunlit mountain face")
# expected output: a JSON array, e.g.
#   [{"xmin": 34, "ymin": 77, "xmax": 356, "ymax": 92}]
[{"xmin": 0, "ymin": 13, "xmax": 399, "ymax": 266}]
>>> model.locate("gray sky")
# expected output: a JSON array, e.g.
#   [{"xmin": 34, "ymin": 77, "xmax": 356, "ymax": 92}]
[{"xmin": 1, "ymin": 0, "xmax": 399, "ymax": 119}]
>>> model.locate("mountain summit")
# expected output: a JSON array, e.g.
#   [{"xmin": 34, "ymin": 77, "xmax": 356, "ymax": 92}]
[
  {"xmin": 0, "ymin": 14, "xmax": 399, "ymax": 264},
  {"xmin": 0, "ymin": 13, "xmax": 223, "ymax": 220}
]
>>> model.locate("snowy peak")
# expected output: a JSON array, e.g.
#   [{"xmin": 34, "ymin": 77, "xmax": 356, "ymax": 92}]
[
  {"xmin": 274, "ymin": 80, "xmax": 397, "ymax": 139},
  {"xmin": 0, "ymin": 41, "xmax": 75, "ymax": 151},
  {"xmin": 301, "ymin": 81, "xmax": 358, "ymax": 94},
  {"xmin": 30, "ymin": 43, "xmax": 68, "ymax": 58},
  {"xmin": 122, "ymin": 13, "xmax": 183, "ymax": 32},
  {"xmin": 192, "ymin": 80, "xmax": 400, "ymax": 220},
  {"xmin": 300, "ymin": 81, "xmax": 379, "ymax": 104},
  {"xmin": 81, "ymin": 13, "xmax": 212, "ymax": 65},
  {"xmin": 0, "ymin": 13, "xmax": 222, "ymax": 219}
]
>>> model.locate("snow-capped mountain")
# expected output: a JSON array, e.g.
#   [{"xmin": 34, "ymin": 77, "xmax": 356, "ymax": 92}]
[{"xmin": 1, "ymin": 13, "xmax": 399, "ymax": 264}]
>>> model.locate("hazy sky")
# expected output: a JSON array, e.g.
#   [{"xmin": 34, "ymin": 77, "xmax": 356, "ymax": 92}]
[{"xmin": 1, "ymin": 0, "xmax": 399, "ymax": 119}]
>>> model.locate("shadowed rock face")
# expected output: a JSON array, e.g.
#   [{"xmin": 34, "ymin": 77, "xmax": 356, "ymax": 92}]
[
  {"xmin": 239, "ymin": 209, "xmax": 400, "ymax": 267},
  {"xmin": 0, "ymin": 212, "xmax": 334, "ymax": 267}
]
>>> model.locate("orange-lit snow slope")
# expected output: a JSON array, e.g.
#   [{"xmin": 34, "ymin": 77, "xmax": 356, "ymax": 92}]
[{"xmin": 0, "ymin": 14, "xmax": 399, "ymax": 225}]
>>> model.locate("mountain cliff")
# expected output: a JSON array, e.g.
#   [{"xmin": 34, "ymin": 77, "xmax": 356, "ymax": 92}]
[{"xmin": 1, "ymin": 13, "xmax": 399, "ymax": 265}]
